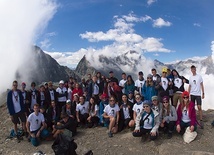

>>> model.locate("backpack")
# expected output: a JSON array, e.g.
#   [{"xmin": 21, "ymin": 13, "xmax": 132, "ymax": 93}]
[{"xmin": 52, "ymin": 133, "xmax": 77, "ymax": 155}]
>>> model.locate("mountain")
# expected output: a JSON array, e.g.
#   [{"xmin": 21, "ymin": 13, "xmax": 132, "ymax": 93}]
[
  {"xmin": 74, "ymin": 50, "xmax": 214, "ymax": 79},
  {"xmin": 16, "ymin": 46, "xmax": 79, "ymax": 84}
]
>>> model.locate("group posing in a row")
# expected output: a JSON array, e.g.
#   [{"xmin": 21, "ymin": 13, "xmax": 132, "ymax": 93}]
[{"xmin": 6, "ymin": 65, "xmax": 205, "ymax": 146}]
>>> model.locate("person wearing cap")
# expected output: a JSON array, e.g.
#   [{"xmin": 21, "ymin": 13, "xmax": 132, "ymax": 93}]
[
  {"xmin": 159, "ymin": 96, "xmax": 177, "ymax": 139},
  {"xmin": 46, "ymin": 100, "xmax": 60, "ymax": 130},
  {"xmin": 135, "ymin": 71, "xmax": 145, "ymax": 95},
  {"xmin": 142, "ymin": 74, "xmax": 157, "ymax": 101},
  {"xmin": 133, "ymin": 100, "xmax": 160, "ymax": 142},
  {"xmin": 176, "ymin": 91, "xmax": 197, "ymax": 135},
  {"xmin": 119, "ymin": 73, "xmax": 127, "ymax": 94},
  {"xmin": 99, "ymin": 93, "xmax": 109, "ymax": 126},
  {"xmin": 188, "ymin": 65, "xmax": 205, "ymax": 128},
  {"xmin": 155, "ymin": 67, "xmax": 172, "ymax": 102},
  {"xmin": 151, "ymin": 96, "xmax": 162, "ymax": 113},
  {"xmin": 129, "ymin": 94, "xmax": 144, "ymax": 128},
  {"xmin": 56, "ymin": 80, "xmax": 68, "ymax": 113},
  {"xmin": 171, "ymin": 69, "xmax": 189, "ymax": 108},
  {"xmin": 45, "ymin": 81, "xmax": 57, "ymax": 107},
  {"xmin": 28, "ymin": 82, "xmax": 39, "ymax": 112},
  {"xmin": 20, "ymin": 82, "xmax": 30, "ymax": 116},
  {"xmin": 7, "ymin": 80, "xmax": 28, "ymax": 142}
]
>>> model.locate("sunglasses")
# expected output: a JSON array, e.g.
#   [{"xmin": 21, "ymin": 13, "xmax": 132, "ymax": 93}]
[
  {"xmin": 183, "ymin": 97, "xmax": 189, "ymax": 99},
  {"xmin": 143, "ymin": 106, "xmax": 149, "ymax": 108},
  {"xmin": 135, "ymin": 97, "xmax": 140, "ymax": 99},
  {"xmin": 163, "ymin": 101, "xmax": 168, "ymax": 103}
]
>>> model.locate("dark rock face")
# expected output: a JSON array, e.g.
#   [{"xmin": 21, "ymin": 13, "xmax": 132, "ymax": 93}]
[{"xmin": 16, "ymin": 46, "xmax": 78, "ymax": 84}]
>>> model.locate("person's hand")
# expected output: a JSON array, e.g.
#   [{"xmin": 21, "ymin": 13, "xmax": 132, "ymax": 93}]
[
  {"xmin": 202, "ymin": 94, "xmax": 205, "ymax": 99},
  {"xmin": 77, "ymin": 118, "xmax": 80, "ymax": 122},
  {"xmin": 190, "ymin": 125, "xmax": 194, "ymax": 132},
  {"xmin": 176, "ymin": 125, "xmax": 181, "ymax": 133},
  {"xmin": 134, "ymin": 129, "xmax": 140, "ymax": 133},
  {"xmin": 150, "ymin": 132, "xmax": 156, "ymax": 136},
  {"xmin": 31, "ymin": 133, "xmax": 35, "ymax": 138},
  {"xmin": 87, "ymin": 116, "xmax": 91, "ymax": 122},
  {"xmin": 10, "ymin": 116, "xmax": 14, "ymax": 121},
  {"xmin": 160, "ymin": 122, "xmax": 164, "ymax": 127},
  {"xmin": 36, "ymin": 131, "xmax": 41, "ymax": 138}
]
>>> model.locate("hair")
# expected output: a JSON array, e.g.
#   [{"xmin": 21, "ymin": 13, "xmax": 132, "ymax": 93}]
[
  {"xmin": 146, "ymin": 78, "xmax": 154, "ymax": 87},
  {"xmin": 89, "ymin": 97, "xmax": 96, "ymax": 113},
  {"xmin": 122, "ymin": 72, "xmax": 126, "ymax": 75},
  {"xmin": 162, "ymin": 102, "xmax": 170, "ymax": 117},
  {"xmin": 181, "ymin": 97, "xmax": 190, "ymax": 111},
  {"xmin": 13, "ymin": 80, "xmax": 18, "ymax": 85},
  {"xmin": 33, "ymin": 103, "xmax": 40, "ymax": 108},
  {"xmin": 151, "ymin": 68, "xmax": 156, "ymax": 72},
  {"xmin": 126, "ymin": 75, "xmax": 134, "ymax": 85}
]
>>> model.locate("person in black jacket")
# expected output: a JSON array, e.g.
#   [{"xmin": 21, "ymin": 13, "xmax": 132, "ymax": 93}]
[
  {"xmin": 171, "ymin": 69, "xmax": 189, "ymax": 108},
  {"xmin": 46, "ymin": 101, "xmax": 60, "ymax": 130},
  {"xmin": 118, "ymin": 94, "xmax": 133, "ymax": 132},
  {"xmin": 52, "ymin": 112, "xmax": 77, "ymax": 138}
]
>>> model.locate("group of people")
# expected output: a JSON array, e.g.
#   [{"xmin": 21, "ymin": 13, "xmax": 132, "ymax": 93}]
[{"xmin": 6, "ymin": 65, "xmax": 205, "ymax": 146}]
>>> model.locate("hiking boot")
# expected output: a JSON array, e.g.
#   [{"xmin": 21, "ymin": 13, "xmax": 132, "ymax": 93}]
[
  {"xmin": 24, "ymin": 132, "xmax": 29, "ymax": 138},
  {"xmin": 200, "ymin": 120, "xmax": 204, "ymax": 129},
  {"xmin": 108, "ymin": 131, "xmax": 113, "ymax": 138}
]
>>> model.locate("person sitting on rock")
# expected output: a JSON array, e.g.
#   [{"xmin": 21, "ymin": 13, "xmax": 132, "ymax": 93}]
[
  {"xmin": 151, "ymin": 96, "xmax": 162, "ymax": 113},
  {"xmin": 46, "ymin": 100, "xmax": 60, "ymax": 130},
  {"xmin": 87, "ymin": 97, "xmax": 100, "ymax": 128},
  {"xmin": 103, "ymin": 96, "xmax": 120, "ymax": 137},
  {"xmin": 133, "ymin": 100, "xmax": 160, "ymax": 142},
  {"xmin": 176, "ymin": 91, "xmax": 197, "ymax": 135},
  {"xmin": 52, "ymin": 112, "xmax": 77, "ymax": 138},
  {"xmin": 159, "ymin": 96, "xmax": 177, "ymax": 139},
  {"xmin": 26, "ymin": 104, "xmax": 49, "ymax": 146},
  {"xmin": 76, "ymin": 96, "xmax": 89, "ymax": 127}
]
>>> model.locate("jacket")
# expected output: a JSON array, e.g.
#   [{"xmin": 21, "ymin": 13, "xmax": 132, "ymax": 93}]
[
  {"xmin": 159, "ymin": 105, "xmax": 177, "ymax": 123},
  {"xmin": 135, "ymin": 109, "xmax": 160, "ymax": 133},
  {"xmin": 7, "ymin": 90, "xmax": 25, "ymax": 115},
  {"xmin": 176, "ymin": 101, "xmax": 196, "ymax": 126}
]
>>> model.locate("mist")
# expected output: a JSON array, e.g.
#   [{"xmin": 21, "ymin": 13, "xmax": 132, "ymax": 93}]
[{"xmin": 0, "ymin": 0, "xmax": 57, "ymax": 95}]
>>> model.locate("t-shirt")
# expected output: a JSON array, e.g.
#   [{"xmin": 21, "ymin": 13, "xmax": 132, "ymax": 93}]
[
  {"xmin": 103, "ymin": 104, "xmax": 120, "ymax": 118},
  {"xmin": 174, "ymin": 77, "xmax": 182, "ymax": 90},
  {"xmin": 76, "ymin": 101, "xmax": 89, "ymax": 115},
  {"xmin": 122, "ymin": 106, "xmax": 131, "ymax": 119},
  {"xmin": 67, "ymin": 88, "xmax": 72, "ymax": 100},
  {"xmin": 49, "ymin": 90, "xmax": 55, "ymax": 101},
  {"xmin": 12, "ymin": 91, "xmax": 21, "ymax": 113},
  {"xmin": 27, "ymin": 112, "xmax": 45, "ymax": 132},
  {"xmin": 93, "ymin": 83, "xmax": 99, "ymax": 95},
  {"xmin": 31, "ymin": 90, "xmax": 37, "ymax": 110},
  {"xmin": 189, "ymin": 74, "xmax": 203, "ymax": 96},
  {"xmin": 143, "ymin": 113, "xmax": 153, "ymax": 129},
  {"xmin": 56, "ymin": 87, "xmax": 67, "ymax": 102},
  {"xmin": 119, "ymin": 79, "xmax": 127, "ymax": 93},
  {"xmin": 132, "ymin": 102, "xmax": 144, "ymax": 115},
  {"xmin": 161, "ymin": 77, "xmax": 169, "ymax": 91},
  {"xmin": 90, "ymin": 105, "xmax": 99, "ymax": 117},
  {"xmin": 135, "ymin": 79, "xmax": 145, "ymax": 94},
  {"xmin": 182, "ymin": 107, "xmax": 191, "ymax": 123}
]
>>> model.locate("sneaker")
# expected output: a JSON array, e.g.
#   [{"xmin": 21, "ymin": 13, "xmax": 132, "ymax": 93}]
[
  {"xmin": 200, "ymin": 120, "xmax": 204, "ymax": 129},
  {"xmin": 167, "ymin": 133, "xmax": 172, "ymax": 139},
  {"xmin": 108, "ymin": 131, "xmax": 113, "ymax": 138}
]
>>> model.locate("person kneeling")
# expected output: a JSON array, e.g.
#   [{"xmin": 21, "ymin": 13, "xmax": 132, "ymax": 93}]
[
  {"xmin": 52, "ymin": 112, "xmax": 76, "ymax": 139},
  {"xmin": 132, "ymin": 100, "xmax": 160, "ymax": 142},
  {"xmin": 26, "ymin": 104, "xmax": 49, "ymax": 146}
]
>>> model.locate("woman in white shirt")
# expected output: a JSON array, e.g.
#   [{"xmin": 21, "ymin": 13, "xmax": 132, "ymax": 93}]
[{"xmin": 87, "ymin": 97, "xmax": 99, "ymax": 128}]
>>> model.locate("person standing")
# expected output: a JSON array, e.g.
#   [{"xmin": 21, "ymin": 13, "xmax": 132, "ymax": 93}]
[
  {"xmin": 119, "ymin": 73, "xmax": 127, "ymax": 94},
  {"xmin": 188, "ymin": 65, "xmax": 205, "ymax": 128},
  {"xmin": 7, "ymin": 80, "xmax": 27, "ymax": 141},
  {"xmin": 135, "ymin": 71, "xmax": 145, "ymax": 95},
  {"xmin": 56, "ymin": 80, "xmax": 68, "ymax": 113}
]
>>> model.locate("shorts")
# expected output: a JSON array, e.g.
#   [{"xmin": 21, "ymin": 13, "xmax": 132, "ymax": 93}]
[
  {"xmin": 12, "ymin": 111, "xmax": 26, "ymax": 124},
  {"xmin": 190, "ymin": 95, "xmax": 202, "ymax": 105}
]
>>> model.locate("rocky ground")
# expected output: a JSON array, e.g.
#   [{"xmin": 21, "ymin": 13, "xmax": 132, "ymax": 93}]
[{"xmin": 0, "ymin": 103, "xmax": 214, "ymax": 155}]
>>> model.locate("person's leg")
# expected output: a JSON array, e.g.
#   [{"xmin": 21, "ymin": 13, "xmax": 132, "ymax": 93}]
[
  {"xmin": 108, "ymin": 117, "xmax": 116, "ymax": 137},
  {"xmin": 167, "ymin": 121, "xmax": 176, "ymax": 138},
  {"xmin": 132, "ymin": 129, "xmax": 144, "ymax": 137},
  {"xmin": 173, "ymin": 93, "xmax": 179, "ymax": 108},
  {"xmin": 128, "ymin": 119, "xmax": 135, "ymax": 128}
]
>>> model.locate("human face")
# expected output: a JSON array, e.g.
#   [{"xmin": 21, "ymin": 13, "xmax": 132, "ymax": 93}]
[
  {"xmin": 79, "ymin": 97, "xmax": 85, "ymax": 104},
  {"xmin": 183, "ymin": 96, "xmax": 189, "ymax": 102},
  {"xmin": 33, "ymin": 106, "xmax": 40, "ymax": 113},
  {"xmin": 90, "ymin": 98, "xmax": 95, "ymax": 104},
  {"xmin": 135, "ymin": 95, "xmax": 141, "ymax": 102},
  {"xmin": 152, "ymin": 99, "xmax": 158, "ymax": 105},
  {"xmin": 162, "ymin": 72, "xmax": 167, "ymax": 77},
  {"xmin": 163, "ymin": 100, "xmax": 169, "ymax": 107},
  {"xmin": 122, "ymin": 74, "xmax": 126, "ymax": 80},
  {"xmin": 122, "ymin": 95, "xmax": 128, "ymax": 102},
  {"xmin": 109, "ymin": 98, "xmax": 116, "ymax": 105},
  {"xmin": 143, "ymin": 105, "xmax": 151, "ymax": 113},
  {"xmin": 152, "ymin": 70, "xmax": 156, "ymax": 76},
  {"xmin": 13, "ymin": 82, "xmax": 18, "ymax": 90},
  {"xmin": 191, "ymin": 67, "xmax": 196, "ymax": 75}
]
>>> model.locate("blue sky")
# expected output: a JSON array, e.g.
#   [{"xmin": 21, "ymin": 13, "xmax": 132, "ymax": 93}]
[{"xmin": 38, "ymin": 0, "xmax": 214, "ymax": 67}]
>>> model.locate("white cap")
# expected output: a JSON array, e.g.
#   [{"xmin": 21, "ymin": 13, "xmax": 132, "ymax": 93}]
[{"xmin": 59, "ymin": 80, "xmax": 64, "ymax": 84}]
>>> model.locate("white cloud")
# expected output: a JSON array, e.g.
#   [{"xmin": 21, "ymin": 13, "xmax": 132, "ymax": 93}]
[
  {"xmin": 40, "ymin": 38, "xmax": 51, "ymax": 49},
  {"xmin": 147, "ymin": 0, "xmax": 156, "ymax": 6},
  {"xmin": 153, "ymin": 18, "xmax": 172, "ymax": 28},
  {"xmin": 0, "ymin": 0, "xmax": 57, "ymax": 94},
  {"xmin": 46, "ymin": 31, "xmax": 57, "ymax": 37},
  {"xmin": 193, "ymin": 23, "xmax": 201, "ymax": 27}
]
